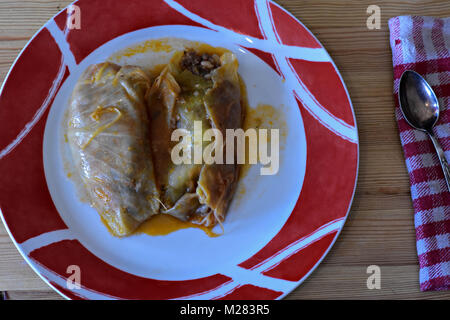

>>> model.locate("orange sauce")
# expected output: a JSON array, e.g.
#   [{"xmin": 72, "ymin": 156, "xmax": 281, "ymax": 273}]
[
  {"xmin": 233, "ymin": 184, "xmax": 247, "ymax": 205},
  {"xmin": 136, "ymin": 214, "xmax": 219, "ymax": 237},
  {"xmin": 101, "ymin": 213, "xmax": 219, "ymax": 237},
  {"xmin": 245, "ymin": 104, "xmax": 283, "ymax": 130},
  {"xmin": 240, "ymin": 103, "xmax": 287, "ymax": 179},
  {"xmin": 119, "ymin": 39, "xmax": 173, "ymax": 58},
  {"xmin": 100, "ymin": 216, "xmax": 115, "ymax": 234},
  {"xmin": 108, "ymin": 39, "xmax": 229, "ymax": 68}
]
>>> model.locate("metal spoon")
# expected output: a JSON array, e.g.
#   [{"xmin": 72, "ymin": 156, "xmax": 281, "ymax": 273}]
[{"xmin": 399, "ymin": 70, "xmax": 450, "ymax": 191}]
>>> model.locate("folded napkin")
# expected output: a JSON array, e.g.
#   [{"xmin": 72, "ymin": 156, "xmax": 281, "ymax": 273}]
[{"xmin": 389, "ymin": 16, "xmax": 450, "ymax": 291}]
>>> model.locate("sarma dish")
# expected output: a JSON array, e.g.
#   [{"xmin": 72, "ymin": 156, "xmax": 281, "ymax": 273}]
[
  {"xmin": 147, "ymin": 49, "xmax": 243, "ymax": 228},
  {"xmin": 67, "ymin": 63, "xmax": 160, "ymax": 237},
  {"xmin": 65, "ymin": 45, "xmax": 244, "ymax": 237}
]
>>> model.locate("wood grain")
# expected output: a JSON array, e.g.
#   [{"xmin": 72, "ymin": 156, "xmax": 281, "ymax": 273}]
[{"xmin": 1, "ymin": 0, "xmax": 450, "ymax": 299}]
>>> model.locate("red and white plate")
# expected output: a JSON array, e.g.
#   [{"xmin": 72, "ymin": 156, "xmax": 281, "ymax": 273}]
[{"xmin": 0, "ymin": 0, "xmax": 358, "ymax": 300}]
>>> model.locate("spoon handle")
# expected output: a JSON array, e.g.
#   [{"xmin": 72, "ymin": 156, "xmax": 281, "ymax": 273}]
[{"xmin": 427, "ymin": 131, "xmax": 450, "ymax": 191}]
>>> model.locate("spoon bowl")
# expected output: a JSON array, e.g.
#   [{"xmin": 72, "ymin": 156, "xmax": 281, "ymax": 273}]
[{"xmin": 399, "ymin": 70, "xmax": 440, "ymax": 133}]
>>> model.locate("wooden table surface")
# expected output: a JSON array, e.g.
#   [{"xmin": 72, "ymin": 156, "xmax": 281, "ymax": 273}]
[{"xmin": 1, "ymin": 0, "xmax": 450, "ymax": 300}]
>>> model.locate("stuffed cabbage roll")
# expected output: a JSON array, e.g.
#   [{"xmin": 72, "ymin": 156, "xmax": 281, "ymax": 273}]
[
  {"xmin": 147, "ymin": 49, "xmax": 243, "ymax": 227},
  {"xmin": 67, "ymin": 62, "xmax": 159, "ymax": 236}
]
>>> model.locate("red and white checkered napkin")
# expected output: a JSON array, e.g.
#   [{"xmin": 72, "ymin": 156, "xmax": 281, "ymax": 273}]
[{"xmin": 389, "ymin": 16, "xmax": 450, "ymax": 291}]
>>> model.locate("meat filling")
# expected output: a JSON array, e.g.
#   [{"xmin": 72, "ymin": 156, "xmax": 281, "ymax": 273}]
[{"xmin": 180, "ymin": 50, "xmax": 221, "ymax": 78}]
